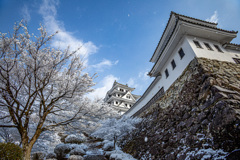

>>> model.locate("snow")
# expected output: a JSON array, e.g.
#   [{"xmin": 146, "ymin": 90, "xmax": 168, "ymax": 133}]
[
  {"xmin": 102, "ymin": 140, "xmax": 114, "ymax": 151},
  {"xmin": 107, "ymin": 150, "xmax": 137, "ymax": 160},
  {"xmin": 65, "ymin": 134, "xmax": 86, "ymax": 144},
  {"xmin": 144, "ymin": 137, "xmax": 148, "ymax": 142},
  {"xmin": 184, "ymin": 147, "xmax": 228, "ymax": 160}
]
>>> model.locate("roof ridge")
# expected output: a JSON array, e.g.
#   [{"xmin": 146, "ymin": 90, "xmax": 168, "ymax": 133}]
[
  {"xmin": 171, "ymin": 11, "xmax": 218, "ymax": 25},
  {"xmin": 179, "ymin": 17, "xmax": 238, "ymax": 34},
  {"xmin": 224, "ymin": 42, "xmax": 240, "ymax": 46}
]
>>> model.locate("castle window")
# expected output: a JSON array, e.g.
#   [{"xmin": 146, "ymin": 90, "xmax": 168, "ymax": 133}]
[
  {"xmin": 125, "ymin": 103, "xmax": 128, "ymax": 107},
  {"xmin": 171, "ymin": 59, "xmax": 176, "ymax": 70},
  {"xmin": 178, "ymin": 48, "xmax": 185, "ymax": 59},
  {"xmin": 126, "ymin": 95, "xmax": 131, "ymax": 99},
  {"xmin": 115, "ymin": 101, "xmax": 119, "ymax": 105},
  {"xmin": 193, "ymin": 40, "xmax": 203, "ymax": 48},
  {"xmin": 233, "ymin": 58, "xmax": 240, "ymax": 64},
  {"xmin": 204, "ymin": 43, "xmax": 213, "ymax": 51},
  {"xmin": 165, "ymin": 69, "xmax": 169, "ymax": 78},
  {"xmin": 214, "ymin": 45, "xmax": 223, "ymax": 52},
  {"xmin": 120, "ymin": 88, "xmax": 124, "ymax": 92}
]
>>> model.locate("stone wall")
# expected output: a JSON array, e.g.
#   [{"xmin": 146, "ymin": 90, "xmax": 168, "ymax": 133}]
[{"xmin": 121, "ymin": 58, "xmax": 240, "ymax": 159}]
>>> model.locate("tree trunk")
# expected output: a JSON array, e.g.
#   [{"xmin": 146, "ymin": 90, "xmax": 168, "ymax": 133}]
[
  {"xmin": 22, "ymin": 127, "xmax": 43, "ymax": 160},
  {"xmin": 114, "ymin": 136, "xmax": 117, "ymax": 150},
  {"xmin": 23, "ymin": 145, "xmax": 32, "ymax": 160}
]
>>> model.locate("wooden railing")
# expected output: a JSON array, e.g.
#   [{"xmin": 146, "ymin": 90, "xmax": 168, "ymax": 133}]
[{"xmin": 133, "ymin": 87, "xmax": 164, "ymax": 117}]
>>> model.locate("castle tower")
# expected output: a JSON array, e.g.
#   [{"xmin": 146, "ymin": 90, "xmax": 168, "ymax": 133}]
[{"xmin": 104, "ymin": 81, "xmax": 141, "ymax": 114}]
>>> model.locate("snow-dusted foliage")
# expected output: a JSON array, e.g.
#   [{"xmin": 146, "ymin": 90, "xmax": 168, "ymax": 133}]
[
  {"xmin": 69, "ymin": 147, "xmax": 86, "ymax": 156},
  {"xmin": 68, "ymin": 155, "xmax": 84, "ymax": 160},
  {"xmin": 92, "ymin": 116, "xmax": 141, "ymax": 148},
  {"xmin": 54, "ymin": 143, "xmax": 72, "ymax": 159},
  {"xmin": 65, "ymin": 134, "xmax": 86, "ymax": 144},
  {"xmin": 0, "ymin": 21, "xmax": 95, "ymax": 159},
  {"xmin": 46, "ymin": 152, "xmax": 57, "ymax": 159},
  {"xmin": 106, "ymin": 150, "xmax": 137, "ymax": 160}
]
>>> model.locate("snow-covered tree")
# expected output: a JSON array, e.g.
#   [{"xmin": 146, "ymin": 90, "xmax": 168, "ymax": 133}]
[
  {"xmin": 0, "ymin": 21, "xmax": 95, "ymax": 160},
  {"xmin": 92, "ymin": 116, "xmax": 141, "ymax": 149}
]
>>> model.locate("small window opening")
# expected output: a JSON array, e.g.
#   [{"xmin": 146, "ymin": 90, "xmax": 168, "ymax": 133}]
[
  {"xmin": 204, "ymin": 43, "xmax": 213, "ymax": 51},
  {"xmin": 171, "ymin": 59, "xmax": 176, "ymax": 70},
  {"xmin": 233, "ymin": 58, "xmax": 240, "ymax": 64},
  {"xmin": 178, "ymin": 48, "xmax": 185, "ymax": 59},
  {"xmin": 214, "ymin": 45, "xmax": 223, "ymax": 52},
  {"xmin": 165, "ymin": 69, "xmax": 169, "ymax": 78},
  {"xmin": 193, "ymin": 40, "xmax": 203, "ymax": 48}
]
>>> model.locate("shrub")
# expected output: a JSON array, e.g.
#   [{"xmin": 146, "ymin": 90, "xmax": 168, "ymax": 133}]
[
  {"xmin": 69, "ymin": 147, "xmax": 86, "ymax": 156},
  {"xmin": 0, "ymin": 142, "xmax": 23, "ymax": 160},
  {"xmin": 68, "ymin": 155, "xmax": 84, "ymax": 160},
  {"xmin": 31, "ymin": 152, "xmax": 46, "ymax": 160},
  {"xmin": 54, "ymin": 143, "xmax": 71, "ymax": 160},
  {"xmin": 46, "ymin": 152, "xmax": 57, "ymax": 159},
  {"xmin": 65, "ymin": 134, "xmax": 86, "ymax": 144}
]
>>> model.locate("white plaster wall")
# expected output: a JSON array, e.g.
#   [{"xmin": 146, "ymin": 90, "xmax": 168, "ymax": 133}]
[
  {"xmin": 126, "ymin": 36, "xmax": 196, "ymax": 117},
  {"xmin": 187, "ymin": 36, "xmax": 240, "ymax": 63}
]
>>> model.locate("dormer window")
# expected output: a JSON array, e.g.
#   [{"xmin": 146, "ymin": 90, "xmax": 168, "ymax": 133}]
[
  {"xmin": 204, "ymin": 43, "xmax": 213, "ymax": 51},
  {"xmin": 178, "ymin": 48, "xmax": 185, "ymax": 59},
  {"xmin": 120, "ymin": 88, "xmax": 124, "ymax": 92},
  {"xmin": 165, "ymin": 69, "xmax": 169, "ymax": 78},
  {"xmin": 193, "ymin": 40, "xmax": 203, "ymax": 48},
  {"xmin": 126, "ymin": 95, "xmax": 131, "ymax": 99},
  {"xmin": 214, "ymin": 45, "xmax": 223, "ymax": 52},
  {"xmin": 171, "ymin": 59, "xmax": 176, "ymax": 70}
]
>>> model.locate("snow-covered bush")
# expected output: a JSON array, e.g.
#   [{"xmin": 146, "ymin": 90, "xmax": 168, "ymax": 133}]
[
  {"xmin": 69, "ymin": 147, "xmax": 86, "ymax": 156},
  {"xmin": 31, "ymin": 152, "xmax": 46, "ymax": 160},
  {"xmin": 65, "ymin": 134, "xmax": 86, "ymax": 144},
  {"xmin": 92, "ymin": 116, "xmax": 141, "ymax": 149},
  {"xmin": 54, "ymin": 143, "xmax": 71, "ymax": 160},
  {"xmin": 70, "ymin": 143, "xmax": 88, "ymax": 151},
  {"xmin": 68, "ymin": 155, "xmax": 84, "ymax": 160},
  {"xmin": 106, "ymin": 150, "xmax": 137, "ymax": 160},
  {"xmin": 46, "ymin": 152, "xmax": 57, "ymax": 159},
  {"xmin": 102, "ymin": 140, "xmax": 114, "ymax": 151}
]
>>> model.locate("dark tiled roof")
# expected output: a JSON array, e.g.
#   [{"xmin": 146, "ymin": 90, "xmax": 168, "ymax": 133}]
[
  {"xmin": 172, "ymin": 11, "xmax": 217, "ymax": 25},
  {"xmin": 224, "ymin": 43, "xmax": 240, "ymax": 47},
  {"xmin": 179, "ymin": 17, "xmax": 238, "ymax": 34},
  {"xmin": 223, "ymin": 43, "xmax": 240, "ymax": 51},
  {"xmin": 113, "ymin": 81, "xmax": 135, "ymax": 90}
]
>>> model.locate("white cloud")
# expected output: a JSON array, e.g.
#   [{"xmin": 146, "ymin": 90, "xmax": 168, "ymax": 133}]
[
  {"xmin": 87, "ymin": 75, "xmax": 119, "ymax": 99},
  {"xmin": 206, "ymin": 11, "xmax": 218, "ymax": 23},
  {"xmin": 21, "ymin": 5, "xmax": 31, "ymax": 22},
  {"xmin": 138, "ymin": 71, "xmax": 149, "ymax": 81},
  {"xmin": 91, "ymin": 59, "xmax": 119, "ymax": 72},
  {"xmin": 127, "ymin": 78, "xmax": 138, "ymax": 89},
  {"xmin": 38, "ymin": 0, "xmax": 97, "ymax": 59}
]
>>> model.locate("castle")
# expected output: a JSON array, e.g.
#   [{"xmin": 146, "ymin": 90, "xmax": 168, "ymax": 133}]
[
  {"xmin": 104, "ymin": 81, "xmax": 141, "ymax": 114},
  {"xmin": 125, "ymin": 12, "xmax": 240, "ymax": 117}
]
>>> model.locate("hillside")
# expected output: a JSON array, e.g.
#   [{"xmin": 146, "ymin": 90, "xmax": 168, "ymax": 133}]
[{"xmin": 121, "ymin": 58, "xmax": 240, "ymax": 159}]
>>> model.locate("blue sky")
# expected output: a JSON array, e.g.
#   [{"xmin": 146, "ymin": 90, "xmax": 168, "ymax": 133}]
[{"xmin": 1, "ymin": 0, "xmax": 240, "ymax": 99}]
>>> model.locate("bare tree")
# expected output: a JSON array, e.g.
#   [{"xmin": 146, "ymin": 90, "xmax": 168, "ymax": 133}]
[{"xmin": 0, "ymin": 21, "xmax": 95, "ymax": 160}]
